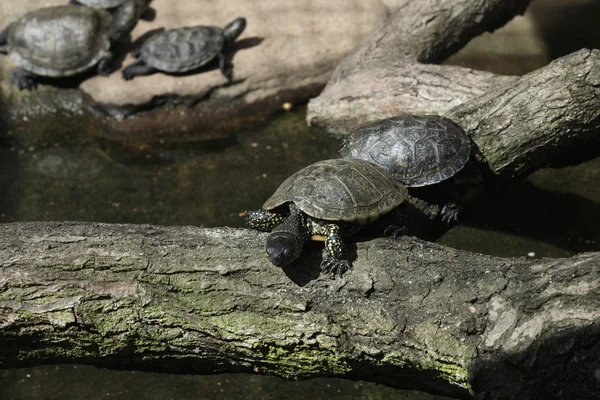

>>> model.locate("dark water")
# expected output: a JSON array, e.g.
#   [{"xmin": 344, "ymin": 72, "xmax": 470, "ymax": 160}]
[
  {"xmin": 0, "ymin": 105, "xmax": 339, "ymax": 227},
  {"xmin": 0, "ymin": 365, "xmax": 452, "ymax": 400},
  {"xmin": 1, "ymin": 103, "xmax": 598, "ymax": 258},
  {"xmin": 0, "ymin": 101, "xmax": 598, "ymax": 400}
]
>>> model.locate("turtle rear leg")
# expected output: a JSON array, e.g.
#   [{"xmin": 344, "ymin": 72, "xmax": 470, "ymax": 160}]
[
  {"xmin": 10, "ymin": 68, "xmax": 37, "ymax": 90},
  {"xmin": 121, "ymin": 60, "xmax": 156, "ymax": 81},
  {"xmin": 439, "ymin": 178, "xmax": 461, "ymax": 224},
  {"xmin": 218, "ymin": 52, "xmax": 233, "ymax": 82},
  {"xmin": 245, "ymin": 209, "xmax": 286, "ymax": 232},
  {"xmin": 320, "ymin": 224, "xmax": 351, "ymax": 276},
  {"xmin": 97, "ymin": 51, "xmax": 114, "ymax": 76}
]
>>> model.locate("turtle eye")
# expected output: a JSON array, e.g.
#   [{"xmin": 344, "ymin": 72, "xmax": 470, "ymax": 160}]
[{"xmin": 283, "ymin": 248, "xmax": 291, "ymax": 258}]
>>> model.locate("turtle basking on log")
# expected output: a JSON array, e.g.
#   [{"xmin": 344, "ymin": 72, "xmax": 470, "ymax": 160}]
[
  {"xmin": 246, "ymin": 158, "xmax": 408, "ymax": 276},
  {"xmin": 0, "ymin": 2, "xmax": 144, "ymax": 90},
  {"xmin": 340, "ymin": 115, "xmax": 485, "ymax": 224},
  {"xmin": 122, "ymin": 17, "xmax": 247, "ymax": 82}
]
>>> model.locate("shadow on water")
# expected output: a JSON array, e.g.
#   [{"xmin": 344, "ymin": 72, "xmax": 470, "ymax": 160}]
[
  {"xmin": 438, "ymin": 163, "xmax": 600, "ymax": 258},
  {"xmin": 0, "ymin": 366, "xmax": 454, "ymax": 400}
]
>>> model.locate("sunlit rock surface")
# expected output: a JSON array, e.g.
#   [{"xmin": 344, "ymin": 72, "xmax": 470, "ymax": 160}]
[{"xmin": 0, "ymin": 0, "xmax": 388, "ymax": 111}]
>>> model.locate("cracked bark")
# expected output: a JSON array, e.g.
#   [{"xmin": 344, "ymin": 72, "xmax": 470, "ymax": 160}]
[
  {"xmin": 307, "ymin": 0, "xmax": 532, "ymax": 135},
  {"xmin": 0, "ymin": 222, "xmax": 598, "ymax": 400}
]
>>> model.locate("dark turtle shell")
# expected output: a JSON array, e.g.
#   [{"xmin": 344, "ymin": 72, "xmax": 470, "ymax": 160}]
[
  {"xmin": 7, "ymin": 6, "xmax": 111, "ymax": 77},
  {"xmin": 263, "ymin": 159, "xmax": 408, "ymax": 224},
  {"xmin": 75, "ymin": 0, "xmax": 125, "ymax": 8},
  {"xmin": 340, "ymin": 116, "xmax": 471, "ymax": 187},
  {"xmin": 139, "ymin": 26, "xmax": 225, "ymax": 73}
]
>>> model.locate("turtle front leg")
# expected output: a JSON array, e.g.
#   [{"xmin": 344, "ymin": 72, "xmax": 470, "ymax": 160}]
[
  {"xmin": 218, "ymin": 52, "xmax": 233, "ymax": 82},
  {"xmin": 10, "ymin": 68, "xmax": 37, "ymax": 90},
  {"xmin": 122, "ymin": 60, "xmax": 157, "ymax": 81},
  {"xmin": 97, "ymin": 51, "xmax": 114, "ymax": 76},
  {"xmin": 320, "ymin": 224, "xmax": 351, "ymax": 276},
  {"xmin": 245, "ymin": 209, "xmax": 286, "ymax": 232}
]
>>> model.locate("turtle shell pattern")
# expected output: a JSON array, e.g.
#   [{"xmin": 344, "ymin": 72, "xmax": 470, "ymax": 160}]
[
  {"xmin": 263, "ymin": 159, "xmax": 408, "ymax": 224},
  {"xmin": 75, "ymin": 0, "xmax": 125, "ymax": 8},
  {"xmin": 340, "ymin": 116, "xmax": 471, "ymax": 187},
  {"xmin": 7, "ymin": 6, "xmax": 111, "ymax": 77},
  {"xmin": 139, "ymin": 26, "xmax": 225, "ymax": 73}
]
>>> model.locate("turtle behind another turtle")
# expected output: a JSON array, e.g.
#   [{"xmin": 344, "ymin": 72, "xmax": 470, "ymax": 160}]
[
  {"xmin": 340, "ymin": 115, "xmax": 484, "ymax": 223},
  {"xmin": 122, "ymin": 17, "xmax": 247, "ymax": 82},
  {"xmin": 71, "ymin": 0, "xmax": 149, "ymax": 40}
]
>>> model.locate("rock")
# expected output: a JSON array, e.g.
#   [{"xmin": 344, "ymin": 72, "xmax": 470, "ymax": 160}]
[{"xmin": 0, "ymin": 0, "xmax": 388, "ymax": 129}]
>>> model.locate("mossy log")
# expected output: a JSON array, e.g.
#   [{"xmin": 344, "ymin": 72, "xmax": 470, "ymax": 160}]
[{"xmin": 0, "ymin": 222, "xmax": 599, "ymax": 400}]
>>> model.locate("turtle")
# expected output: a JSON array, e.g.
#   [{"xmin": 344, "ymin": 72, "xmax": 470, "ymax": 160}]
[
  {"xmin": 71, "ymin": 0, "xmax": 135, "ymax": 8},
  {"xmin": 245, "ymin": 158, "xmax": 408, "ymax": 276},
  {"xmin": 121, "ymin": 17, "xmax": 247, "ymax": 82},
  {"xmin": 70, "ymin": 0, "xmax": 149, "ymax": 39},
  {"xmin": 0, "ymin": 3, "xmax": 143, "ymax": 90},
  {"xmin": 339, "ymin": 115, "xmax": 484, "ymax": 224}
]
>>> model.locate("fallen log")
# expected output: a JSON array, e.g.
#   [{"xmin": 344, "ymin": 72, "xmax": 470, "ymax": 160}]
[
  {"xmin": 307, "ymin": 0, "xmax": 532, "ymax": 135},
  {"xmin": 0, "ymin": 222, "xmax": 598, "ymax": 399}
]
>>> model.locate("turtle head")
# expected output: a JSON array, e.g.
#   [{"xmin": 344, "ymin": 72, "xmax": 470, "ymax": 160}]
[
  {"xmin": 108, "ymin": 0, "xmax": 148, "ymax": 42},
  {"xmin": 266, "ymin": 231, "xmax": 302, "ymax": 267},
  {"xmin": 223, "ymin": 17, "xmax": 246, "ymax": 43}
]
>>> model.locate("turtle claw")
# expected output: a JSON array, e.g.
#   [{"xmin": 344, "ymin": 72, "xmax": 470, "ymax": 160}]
[
  {"xmin": 383, "ymin": 223, "xmax": 407, "ymax": 239},
  {"xmin": 320, "ymin": 256, "xmax": 350, "ymax": 277},
  {"xmin": 441, "ymin": 203, "xmax": 460, "ymax": 225}
]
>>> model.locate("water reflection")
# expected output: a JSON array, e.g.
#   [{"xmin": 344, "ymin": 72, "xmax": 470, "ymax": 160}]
[
  {"xmin": 0, "ymin": 365, "xmax": 453, "ymax": 400},
  {"xmin": 0, "ymin": 105, "xmax": 341, "ymax": 228}
]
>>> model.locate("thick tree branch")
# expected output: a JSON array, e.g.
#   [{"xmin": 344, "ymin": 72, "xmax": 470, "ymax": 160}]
[
  {"xmin": 307, "ymin": 0, "xmax": 532, "ymax": 135},
  {"xmin": 0, "ymin": 222, "xmax": 599, "ymax": 399},
  {"xmin": 446, "ymin": 49, "xmax": 600, "ymax": 179}
]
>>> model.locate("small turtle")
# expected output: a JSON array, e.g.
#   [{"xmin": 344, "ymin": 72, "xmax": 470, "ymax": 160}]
[
  {"xmin": 339, "ymin": 115, "xmax": 484, "ymax": 224},
  {"xmin": 246, "ymin": 158, "xmax": 408, "ymax": 275},
  {"xmin": 0, "ymin": 3, "xmax": 143, "ymax": 90},
  {"xmin": 121, "ymin": 17, "xmax": 247, "ymax": 82}
]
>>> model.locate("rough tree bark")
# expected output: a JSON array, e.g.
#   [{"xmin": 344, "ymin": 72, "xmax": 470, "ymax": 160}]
[
  {"xmin": 359, "ymin": 48, "xmax": 600, "ymax": 239},
  {"xmin": 0, "ymin": 222, "xmax": 598, "ymax": 400},
  {"xmin": 306, "ymin": 0, "xmax": 533, "ymax": 135}
]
